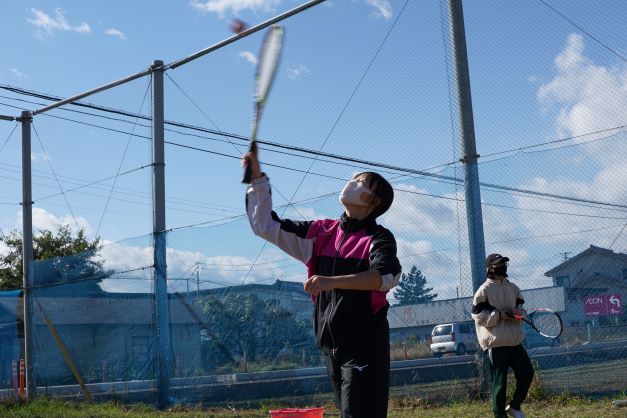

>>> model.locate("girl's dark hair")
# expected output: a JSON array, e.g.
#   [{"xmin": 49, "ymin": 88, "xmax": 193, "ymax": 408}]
[{"xmin": 354, "ymin": 172, "xmax": 394, "ymax": 219}]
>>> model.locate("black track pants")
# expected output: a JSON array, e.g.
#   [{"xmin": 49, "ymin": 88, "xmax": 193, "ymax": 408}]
[
  {"xmin": 323, "ymin": 342, "xmax": 390, "ymax": 418},
  {"xmin": 487, "ymin": 344, "xmax": 535, "ymax": 417}
]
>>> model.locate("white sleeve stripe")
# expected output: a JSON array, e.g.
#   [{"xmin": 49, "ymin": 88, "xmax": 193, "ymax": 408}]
[
  {"xmin": 378, "ymin": 272, "xmax": 401, "ymax": 291},
  {"xmin": 247, "ymin": 177, "xmax": 314, "ymax": 264}
]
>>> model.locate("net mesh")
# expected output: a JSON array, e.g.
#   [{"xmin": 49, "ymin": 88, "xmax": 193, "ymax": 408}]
[{"xmin": 0, "ymin": 0, "xmax": 626, "ymax": 408}]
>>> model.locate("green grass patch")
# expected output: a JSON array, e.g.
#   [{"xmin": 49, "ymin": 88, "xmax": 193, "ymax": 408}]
[{"xmin": 2, "ymin": 394, "xmax": 627, "ymax": 417}]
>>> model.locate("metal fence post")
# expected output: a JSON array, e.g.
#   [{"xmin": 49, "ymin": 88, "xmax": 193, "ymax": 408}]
[
  {"xmin": 20, "ymin": 111, "xmax": 36, "ymax": 398},
  {"xmin": 448, "ymin": 0, "xmax": 486, "ymax": 295},
  {"xmin": 448, "ymin": 0, "xmax": 488, "ymax": 397},
  {"xmin": 151, "ymin": 60, "xmax": 172, "ymax": 409}
]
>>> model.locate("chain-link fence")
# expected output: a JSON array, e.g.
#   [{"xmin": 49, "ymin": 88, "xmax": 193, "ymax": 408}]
[{"xmin": 1, "ymin": 0, "xmax": 626, "ymax": 407}]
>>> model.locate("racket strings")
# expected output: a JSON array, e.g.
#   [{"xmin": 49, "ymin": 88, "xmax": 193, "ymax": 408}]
[{"xmin": 532, "ymin": 312, "xmax": 562, "ymax": 337}]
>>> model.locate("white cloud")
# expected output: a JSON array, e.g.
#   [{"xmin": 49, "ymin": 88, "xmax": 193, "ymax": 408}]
[
  {"xmin": 105, "ymin": 28, "xmax": 126, "ymax": 40},
  {"xmin": 512, "ymin": 174, "xmax": 626, "ymax": 247},
  {"xmin": 0, "ymin": 240, "xmax": 9, "ymax": 258},
  {"xmin": 510, "ymin": 33, "xmax": 627, "ymax": 251},
  {"xmin": 381, "ymin": 183, "xmax": 458, "ymax": 238},
  {"xmin": 27, "ymin": 8, "xmax": 91, "ymax": 37},
  {"xmin": 27, "ymin": 207, "xmax": 92, "ymax": 234},
  {"xmin": 538, "ymin": 33, "xmax": 627, "ymax": 145},
  {"xmin": 30, "ymin": 151, "xmax": 49, "ymax": 163},
  {"xmin": 366, "ymin": 0, "xmax": 392, "ymax": 20},
  {"xmin": 10, "ymin": 68, "xmax": 28, "ymax": 80},
  {"xmin": 73, "ymin": 22, "xmax": 91, "ymax": 34},
  {"xmin": 98, "ymin": 239, "xmax": 300, "ymax": 292},
  {"xmin": 239, "ymin": 50, "xmax": 257, "ymax": 66},
  {"xmin": 191, "ymin": 0, "xmax": 281, "ymax": 18},
  {"xmin": 286, "ymin": 63, "xmax": 310, "ymax": 80},
  {"xmin": 283, "ymin": 206, "xmax": 329, "ymax": 222}
]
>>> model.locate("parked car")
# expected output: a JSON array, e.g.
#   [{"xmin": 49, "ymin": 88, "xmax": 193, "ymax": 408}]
[{"xmin": 430, "ymin": 322, "xmax": 478, "ymax": 356}]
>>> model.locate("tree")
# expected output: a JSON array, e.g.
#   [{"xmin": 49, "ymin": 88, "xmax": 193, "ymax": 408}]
[
  {"xmin": 0, "ymin": 225, "xmax": 105, "ymax": 290},
  {"xmin": 197, "ymin": 293, "xmax": 312, "ymax": 371},
  {"xmin": 393, "ymin": 265, "xmax": 438, "ymax": 305}
]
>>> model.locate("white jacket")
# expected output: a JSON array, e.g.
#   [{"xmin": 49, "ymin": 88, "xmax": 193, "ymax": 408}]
[{"xmin": 471, "ymin": 278, "xmax": 526, "ymax": 350}]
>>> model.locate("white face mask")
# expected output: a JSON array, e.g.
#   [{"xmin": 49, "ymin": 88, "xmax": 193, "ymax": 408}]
[{"xmin": 339, "ymin": 180, "xmax": 374, "ymax": 207}]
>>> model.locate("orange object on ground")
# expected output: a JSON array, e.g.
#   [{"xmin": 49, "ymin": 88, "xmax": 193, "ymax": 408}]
[{"xmin": 269, "ymin": 407, "xmax": 324, "ymax": 417}]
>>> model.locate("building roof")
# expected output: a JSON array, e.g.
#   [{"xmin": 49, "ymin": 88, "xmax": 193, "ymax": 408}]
[
  {"xmin": 571, "ymin": 272, "xmax": 626, "ymax": 290},
  {"xmin": 544, "ymin": 245, "xmax": 627, "ymax": 277},
  {"xmin": 0, "ymin": 280, "xmax": 308, "ymax": 326}
]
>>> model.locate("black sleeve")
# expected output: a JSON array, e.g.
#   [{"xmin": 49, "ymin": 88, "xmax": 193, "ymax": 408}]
[
  {"xmin": 271, "ymin": 211, "xmax": 312, "ymax": 239},
  {"xmin": 369, "ymin": 226, "xmax": 402, "ymax": 276},
  {"xmin": 472, "ymin": 300, "xmax": 496, "ymax": 315}
]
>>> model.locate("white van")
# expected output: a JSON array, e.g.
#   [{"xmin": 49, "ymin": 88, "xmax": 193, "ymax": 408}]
[{"xmin": 430, "ymin": 322, "xmax": 478, "ymax": 356}]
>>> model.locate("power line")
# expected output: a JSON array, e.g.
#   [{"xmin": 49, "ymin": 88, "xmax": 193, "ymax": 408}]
[
  {"xmin": 2, "ymin": 89, "xmax": 626, "ymax": 215},
  {"xmin": 32, "ymin": 123, "xmax": 82, "ymax": 232},
  {"xmin": 5, "ymin": 88, "xmax": 626, "ymax": 175},
  {"xmin": 395, "ymin": 187, "xmax": 627, "ymax": 220},
  {"xmin": 2, "ymin": 99, "xmax": 627, "ymax": 216},
  {"xmin": 2, "ymin": 116, "xmax": 626, "ymax": 220},
  {"xmin": 0, "ymin": 165, "xmax": 243, "ymax": 221},
  {"xmin": 96, "ymin": 78, "xmax": 151, "ymax": 235},
  {"xmin": 2, "ymin": 87, "xmax": 626, "ymax": 201},
  {"xmin": 537, "ymin": 0, "xmax": 627, "ymax": 63},
  {"xmin": 0, "ymin": 123, "xmax": 18, "ymax": 153},
  {"xmin": 608, "ymin": 223, "xmax": 627, "ymax": 249}
]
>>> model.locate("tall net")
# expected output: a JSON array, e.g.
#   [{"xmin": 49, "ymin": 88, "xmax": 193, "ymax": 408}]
[{"xmin": 0, "ymin": 0, "xmax": 625, "ymax": 408}]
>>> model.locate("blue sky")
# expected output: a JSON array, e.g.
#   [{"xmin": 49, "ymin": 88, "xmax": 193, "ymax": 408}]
[{"xmin": 0, "ymin": 0, "xmax": 626, "ymax": 298}]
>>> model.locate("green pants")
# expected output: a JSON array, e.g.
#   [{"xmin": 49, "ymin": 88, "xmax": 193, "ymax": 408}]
[{"xmin": 487, "ymin": 344, "xmax": 534, "ymax": 418}]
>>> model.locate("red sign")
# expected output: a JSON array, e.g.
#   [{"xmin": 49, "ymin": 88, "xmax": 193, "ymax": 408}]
[{"xmin": 584, "ymin": 294, "xmax": 622, "ymax": 316}]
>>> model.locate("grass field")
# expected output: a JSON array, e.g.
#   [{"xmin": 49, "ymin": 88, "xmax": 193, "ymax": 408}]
[
  {"xmin": 1, "ymin": 395, "xmax": 627, "ymax": 417},
  {"xmin": 2, "ymin": 359, "xmax": 625, "ymax": 417}
]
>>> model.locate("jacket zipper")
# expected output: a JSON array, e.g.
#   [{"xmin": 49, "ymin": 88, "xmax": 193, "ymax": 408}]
[{"xmin": 325, "ymin": 220, "xmax": 350, "ymax": 353}]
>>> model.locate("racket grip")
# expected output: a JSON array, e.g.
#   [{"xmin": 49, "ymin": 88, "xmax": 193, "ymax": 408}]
[
  {"xmin": 241, "ymin": 141, "xmax": 257, "ymax": 184},
  {"xmin": 242, "ymin": 165, "xmax": 253, "ymax": 184}
]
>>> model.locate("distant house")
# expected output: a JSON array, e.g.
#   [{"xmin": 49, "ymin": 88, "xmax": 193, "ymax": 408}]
[{"xmin": 544, "ymin": 245, "xmax": 627, "ymax": 327}]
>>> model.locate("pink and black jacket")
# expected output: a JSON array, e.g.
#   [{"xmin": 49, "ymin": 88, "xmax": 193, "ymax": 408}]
[{"xmin": 246, "ymin": 176, "xmax": 402, "ymax": 354}]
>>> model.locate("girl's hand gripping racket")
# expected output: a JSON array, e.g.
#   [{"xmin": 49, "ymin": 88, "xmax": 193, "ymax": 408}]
[
  {"xmin": 242, "ymin": 25, "xmax": 284, "ymax": 184},
  {"xmin": 513, "ymin": 308, "xmax": 563, "ymax": 339}
]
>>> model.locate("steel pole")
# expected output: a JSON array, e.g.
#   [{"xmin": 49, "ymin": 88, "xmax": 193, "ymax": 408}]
[
  {"xmin": 151, "ymin": 60, "xmax": 172, "ymax": 409},
  {"xmin": 20, "ymin": 111, "xmax": 35, "ymax": 398},
  {"xmin": 448, "ymin": 0, "xmax": 486, "ymax": 294},
  {"xmin": 448, "ymin": 0, "xmax": 488, "ymax": 398}
]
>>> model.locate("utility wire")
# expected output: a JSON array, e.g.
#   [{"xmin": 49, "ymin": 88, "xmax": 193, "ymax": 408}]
[
  {"xmin": 164, "ymin": 73, "xmax": 311, "ymax": 221},
  {"xmin": 2, "ymin": 111, "xmax": 626, "ymax": 216},
  {"xmin": 2, "ymin": 88, "xmax": 626, "ymax": 190},
  {"xmin": 0, "ymin": 123, "xmax": 18, "ymax": 153},
  {"xmin": 37, "ymin": 164, "xmax": 153, "ymax": 202},
  {"xmin": 96, "ymin": 79, "xmax": 151, "ymax": 235},
  {"xmin": 32, "ymin": 123, "xmax": 82, "ymax": 232},
  {"xmin": 537, "ymin": 0, "xmax": 626, "ymax": 62},
  {"xmin": 608, "ymin": 223, "xmax": 627, "ymax": 249},
  {"xmin": 7, "ymin": 100, "xmax": 625, "ymax": 211},
  {"xmin": 237, "ymin": 0, "xmax": 412, "ymax": 286}
]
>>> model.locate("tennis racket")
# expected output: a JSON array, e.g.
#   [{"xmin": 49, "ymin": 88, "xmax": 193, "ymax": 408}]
[
  {"xmin": 242, "ymin": 24, "xmax": 284, "ymax": 184},
  {"xmin": 513, "ymin": 308, "xmax": 563, "ymax": 339}
]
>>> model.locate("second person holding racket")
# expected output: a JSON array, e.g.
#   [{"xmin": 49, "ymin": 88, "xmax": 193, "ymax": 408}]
[
  {"xmin": 471, "ymin": 253, "xmax": 535, "ymax": 418},
  {"xmin": 243, "ymin": 149, "xmax": 402, "ymax": 418}
]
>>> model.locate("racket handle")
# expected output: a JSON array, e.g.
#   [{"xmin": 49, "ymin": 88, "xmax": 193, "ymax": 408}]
[
  {"xmin": 241, "ymin": 141, "xmax": 257, "ymax": 184},
  {"xmin": 242, "ymin": 166, "xmax": 253, "ymax": 184}
]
